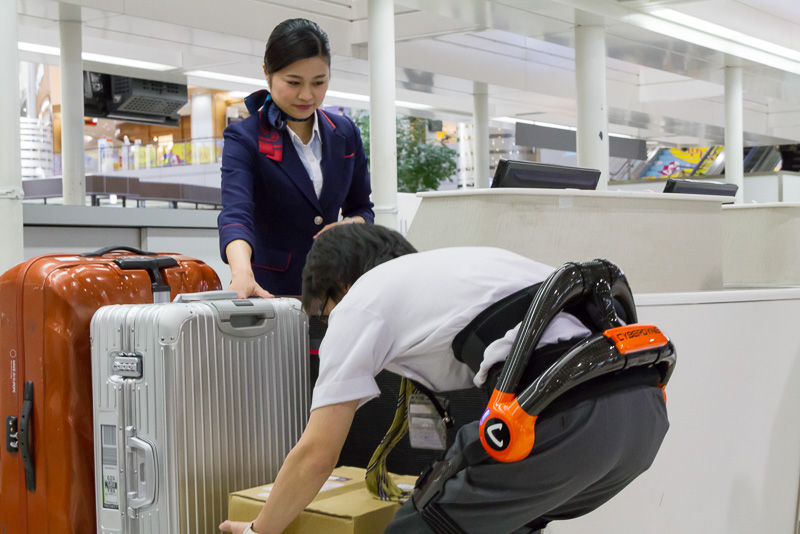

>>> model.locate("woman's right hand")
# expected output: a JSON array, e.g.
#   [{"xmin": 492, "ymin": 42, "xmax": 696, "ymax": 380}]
[
  {"xmin": 225, "ymin": 240, "xmax": 273, "ymax": 299},
  {"xmin": 227, "ymin": 271, "xmax": 273, "ymax": 299}
]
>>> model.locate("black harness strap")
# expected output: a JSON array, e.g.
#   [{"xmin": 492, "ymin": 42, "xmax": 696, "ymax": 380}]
[
  {"xmin": 409, "ymin": 380, "xmax": 454, "ymax": 429},
  {"xmin": 452, "ymin": 281, "xmax": 633, "ymax": 378},
  {"xmin": 452, "ymin": 283, "xmax": 542, "ymax": 375}
]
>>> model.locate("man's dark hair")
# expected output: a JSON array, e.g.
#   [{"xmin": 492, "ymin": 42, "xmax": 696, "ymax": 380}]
[
  {"xmin": 301, "ymin": 224, "xmax": 417, "ymax": 314},
  {"xmin": 264, "ymin": 18, "xmax": 331, "ymax": 75}
]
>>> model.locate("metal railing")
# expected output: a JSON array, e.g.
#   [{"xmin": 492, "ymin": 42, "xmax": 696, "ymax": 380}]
[
  {"xmin": 22, "ymin": 175, "xmax": 221, "ymax": 209},
  {"xmin": 84, "ymin": 137, "xmax": 225, "ymax": 174}
]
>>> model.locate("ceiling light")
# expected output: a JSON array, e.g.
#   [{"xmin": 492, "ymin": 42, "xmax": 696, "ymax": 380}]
[
  {"xmin": 326, "ymin": 90, "xmax": 432, "ymax": 110},
  {"xmin": 18, "ymin": 42, "xmax": 60, "ymax": 55},
  {"xmin": 625, "ymin": 11, "xmax": 800, "ymax": 75},
  {"xmin": 18, "ymin": 42, "xmax": 175, "ymax": 71},
  {"xmin": 651, "ymin": 9, "xmax": 800, "ymax": 61},
  {"xmin": 185, "ymin": 71, "xmax": 266, "ymax": 86},
  {"xmin": 736, "ymin": 36, "xmax": 800, "ymax": 63},
  {"xmin": 496, "ymin": 117, "xmax": 637, "ymax": 138},
  {"xmin": 82, "ymin": 52, "xmax": 174, "ymax": 71},
  {"xmin": 396, "ymin": 100, "xmax": 433, "ymax": 110},
  {"xmin": 325, "ymin": 90, "xmax": 371, "ymax": 102},
  {"xmin": 534, "ymin": 121, "xmax": 576, "ymax": 131},
  {"xmin": 493, "ymin": 117, "xmax": 537, "ymax": 125},
  {"xmin": 493, "ymin": 117, "xmax": 576, "ymax": 131},
  {"xmin": 649, "ymin": 9, "xmax": 742, "ymax": 41}
]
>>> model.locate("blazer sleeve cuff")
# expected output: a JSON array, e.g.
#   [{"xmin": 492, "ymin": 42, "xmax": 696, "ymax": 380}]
[
  {"xmin": 344, "ymin": 207, "xmax": 375, "ymax": 224},
  {"xmin": 219, "ymin": 224, "xmax": 255, "ymax": 264}
]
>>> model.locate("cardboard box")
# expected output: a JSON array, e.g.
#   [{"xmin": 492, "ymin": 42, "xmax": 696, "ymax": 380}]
[{"xmin": 228, "ymin": 466, "xmax": 419, "ymax": 534}]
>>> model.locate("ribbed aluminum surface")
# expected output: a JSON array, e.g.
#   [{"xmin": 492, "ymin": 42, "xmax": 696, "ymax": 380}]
[{"xmin": 92, "ymin": 298, "xmax": 309, "ymax": 534}]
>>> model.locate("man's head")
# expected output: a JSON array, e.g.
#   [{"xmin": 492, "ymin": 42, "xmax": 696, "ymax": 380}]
[{"xmin": 301, "ymin": 224, "xmax": 417, "ymax": 316}]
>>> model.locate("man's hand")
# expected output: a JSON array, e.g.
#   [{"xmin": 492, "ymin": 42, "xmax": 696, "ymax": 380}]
[
  {"xmin": 237, "ymin": 400, "xmax": 360, "ymax": 534},
  {"xmin": 219, "ymin": 520, "xmax": 250, "ymax": 534}
]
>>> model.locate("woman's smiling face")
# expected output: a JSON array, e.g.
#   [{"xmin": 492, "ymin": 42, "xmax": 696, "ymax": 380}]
[{"xmin": 266, "ymin": 55, "xmax": 330, "ymax": 119}]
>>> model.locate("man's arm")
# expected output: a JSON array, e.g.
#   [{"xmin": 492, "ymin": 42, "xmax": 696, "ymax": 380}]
[{"xmin": 220, "ymin": 399, "xmax": 359, "ymax": 534}]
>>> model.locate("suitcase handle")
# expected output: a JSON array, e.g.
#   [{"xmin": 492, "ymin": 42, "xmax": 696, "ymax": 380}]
[
  {"xmin": 19, "ymin": 381, "xmax": 35, "ymax": 492},
  {"xmin": 114, "ymin": 257, "xmax": 180, "ymax": 304},
  {"xmin": 126, "ymin": 429, "xmax": 157, "ymax": 511},
  {"xmin": 80, "ymin": 245, "xmax": 156, "ymax": 257},
  {"xmin": 208, "ymin": 300, "xmax": 283, "ymax": 337},
  {"xmin": 173, "ymin": 290, "xmax": 239, "ymax": 302}
]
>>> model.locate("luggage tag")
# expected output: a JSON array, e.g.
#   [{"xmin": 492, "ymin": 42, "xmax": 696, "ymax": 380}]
[{"xmin": 408, "ymin": 391, "xmax": 452, "ymax": 450}]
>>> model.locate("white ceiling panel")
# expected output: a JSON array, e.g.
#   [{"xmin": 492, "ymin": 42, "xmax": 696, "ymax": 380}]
[
  {"xmin": 12, "ymin": 0, "xmax": 800, "ymax": 144},
  {"xmin": 674, "ymin": 0, "xmax": 800, "ymax": 45}
]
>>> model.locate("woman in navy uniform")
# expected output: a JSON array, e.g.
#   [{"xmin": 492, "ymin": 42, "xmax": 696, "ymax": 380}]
[{"xmin": 218, "ymin": 18, "xmax": 374, "ymax": 297}]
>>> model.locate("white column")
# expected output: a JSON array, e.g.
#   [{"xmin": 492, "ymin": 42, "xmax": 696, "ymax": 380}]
[
  {"xmin": 457, "ymin": 122, "xmax": 470, "ymax": 188},
  {"xmin": 0, "ymin": 0, "xmax": 23, "ymax": 272},
  {"xmin": 473, "ymin": 81, "xmax": 490, "ymax": 188},
  {"xmin": 59, "ymin": 3, "xmax": 86, "ymax": 205},
  {"xmin": 367, "ymin": 0, "xmax": 398, "ymax": 229},
  {"xmin": 574, "ymin": 10, "xmax": 609, "ymax": 189},
  {"xmin": 191, "ymin": 93, "xmax": 214, "ymax": 165},
  {"xmin": 725, "ymin": 60, "xmax": 744, "ymax": 204}
]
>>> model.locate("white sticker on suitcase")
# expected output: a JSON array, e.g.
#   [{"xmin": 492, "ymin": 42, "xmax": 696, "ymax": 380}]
[{"xmin": 101, "ymin": 424, "xmax": 120, "ymax": 510}]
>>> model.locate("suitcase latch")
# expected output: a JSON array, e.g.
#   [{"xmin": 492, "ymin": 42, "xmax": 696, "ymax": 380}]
[
  {"xmin": 6, "ymin": 416, "xmax": 18, "ymax": 453},
  {"xmin": 112, "ymin": 353, "xmax": 143, "ymax": 379}
]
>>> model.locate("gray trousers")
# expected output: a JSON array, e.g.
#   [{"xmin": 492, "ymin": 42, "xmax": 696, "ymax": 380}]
[{"xmin": 385, "ymin": 384, "xmax": 669, "ymax": 534}]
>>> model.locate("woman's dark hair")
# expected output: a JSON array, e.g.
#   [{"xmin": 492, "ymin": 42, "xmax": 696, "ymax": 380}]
[
  {"xmin": 264, "ymin": 18, "xmax": 331, "ymax": 75},
  {"xmin": 301, "ymin": 224, "xmax": 417, "ymax": 314}
]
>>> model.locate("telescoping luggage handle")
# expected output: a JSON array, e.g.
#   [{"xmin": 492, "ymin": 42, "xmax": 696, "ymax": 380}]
[
  {"xmin": 479, "ymin": 260, "xmax": 677, "ymax": 463},
  {"xmin": 81, "ymin": 245, "xmax": 179, "ymax": 304}
]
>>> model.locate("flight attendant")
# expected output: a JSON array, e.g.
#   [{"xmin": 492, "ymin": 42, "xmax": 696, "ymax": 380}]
[{"xmin": 218, "ymin": 18, "xmax": 374, "ymax": 297}]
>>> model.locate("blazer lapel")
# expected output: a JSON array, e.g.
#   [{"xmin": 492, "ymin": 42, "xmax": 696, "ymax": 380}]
[
  {"xmin": 318, "ymin": 110, "xmax": 346, "ymax": 207},
  {"xmin": 272, "ymin": 131, "xmax": 323, "ymax": 213}
]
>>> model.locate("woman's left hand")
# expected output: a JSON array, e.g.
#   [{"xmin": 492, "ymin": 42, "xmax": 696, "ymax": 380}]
[
  {"xmin": 219, "ymin": 520, "xmax": 251, "ymax": 534},
  {"xmin": 313, "ymin": 216, "xmax": 365, "ymax": 239}
]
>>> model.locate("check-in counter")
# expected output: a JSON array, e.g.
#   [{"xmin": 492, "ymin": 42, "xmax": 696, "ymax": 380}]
[
  {"xmin": 406, "ymin": 188, "xmax": 727, "ymax": 293},
  {"xmin": 609, "ymin": 171, "xmax": 800, "ymax": 204},
  {"xmin": 723, "ymin": 203, "xmax": 800, "ymax": 287}
]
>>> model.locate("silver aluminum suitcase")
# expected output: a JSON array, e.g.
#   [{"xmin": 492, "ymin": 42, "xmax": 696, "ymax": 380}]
[{"xmin": 91, "ymin": 291, "xmax": 309, "ymax": 533}]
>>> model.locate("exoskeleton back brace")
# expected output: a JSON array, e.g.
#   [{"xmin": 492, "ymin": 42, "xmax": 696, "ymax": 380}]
[
  {"xmin": 412, "ymin": 259, "xmax": 676, "ymax": 533},
  {"xmin": 477, "ymin": 258, "xmax": 675, "ymax": 462}
]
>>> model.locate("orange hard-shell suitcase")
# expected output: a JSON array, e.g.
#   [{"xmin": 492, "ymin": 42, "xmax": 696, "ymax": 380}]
[{"xmin": 0, "ymin": 246, "xmax": 221, "ymax": 533}]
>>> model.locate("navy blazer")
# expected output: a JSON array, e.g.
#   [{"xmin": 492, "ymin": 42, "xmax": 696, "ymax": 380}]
[{"xmin": 218, "ymin": 91, "xmax": 374, "ymax": 295}]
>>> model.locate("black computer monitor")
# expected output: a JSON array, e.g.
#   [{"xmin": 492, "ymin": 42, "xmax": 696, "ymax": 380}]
[
  {"xmin": 663, "ymin": 178, "xmax": 738, "ymax": 202},
  {"xmin": 490, "ymin": 159, "xmax": 601, "ymax": 190}
]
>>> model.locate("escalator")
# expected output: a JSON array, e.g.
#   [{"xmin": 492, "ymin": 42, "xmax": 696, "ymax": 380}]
[{"xmin": 743, "ymin": 146, "xmax": 782, "ymax": 173}]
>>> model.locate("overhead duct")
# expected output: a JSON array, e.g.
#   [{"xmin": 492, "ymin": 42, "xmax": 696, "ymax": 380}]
[{"xmin": 83, "ymin": 71, "xmax": 187, "ymax": 127}]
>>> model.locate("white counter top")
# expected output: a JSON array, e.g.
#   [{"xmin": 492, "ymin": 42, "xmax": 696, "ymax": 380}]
[
  {"xmin": 637, "ymin": 286, "xmax": 800, "ymax": 306},
  {"xmin": 416, "ymin": 187, "xmax": 728, "ymax": 204},
  {"xmin": 407, "ymin": 188, "xmax": 726, "ymax": 293}
]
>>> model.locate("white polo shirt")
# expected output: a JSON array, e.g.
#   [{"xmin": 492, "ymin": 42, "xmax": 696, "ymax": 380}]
[
  {"xmin": 286, "ymin": 112, "xmax": 323, "ymax": 197},
  {"xmin": 311, "ymin": 247, "xmax": 591, "ymax": 411}
]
